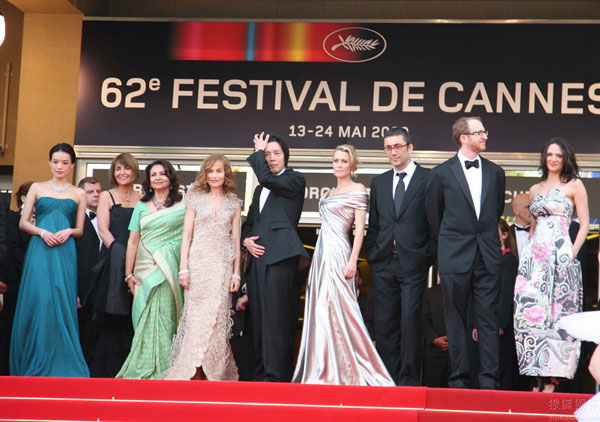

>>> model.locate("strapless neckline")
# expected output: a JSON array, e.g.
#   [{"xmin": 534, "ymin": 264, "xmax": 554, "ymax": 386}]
[
  {"xmin": 534, "ymin": 188, "xmax": 573, "ymax": 205},
  {"xmin": 37, "ymin": 196, "xmax": 77, "ymax": 206}
]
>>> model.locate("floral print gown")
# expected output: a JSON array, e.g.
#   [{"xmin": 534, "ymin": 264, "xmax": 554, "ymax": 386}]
[{"xmin": 513, "ymin": 189, "xmax": 582, "ymax": 379}]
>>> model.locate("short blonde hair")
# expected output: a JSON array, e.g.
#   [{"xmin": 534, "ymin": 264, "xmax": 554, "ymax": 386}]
[
  {"xmin": 109, "ymin": 153, "xmax": 140, "ymax": 186},
  {"xmin": 195, "ymin": 154, "xmax": 235, "ymax": 194}
]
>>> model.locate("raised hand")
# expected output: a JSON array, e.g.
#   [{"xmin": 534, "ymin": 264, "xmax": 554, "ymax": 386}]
[{"xmin": 253, "ymin": 131, "xmax": 269, "ymax": 151}]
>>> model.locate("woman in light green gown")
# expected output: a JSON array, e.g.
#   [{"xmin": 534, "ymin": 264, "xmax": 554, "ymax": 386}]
[{"xmin": 117, "ymin": 160, "xmax": 185, "ymax": 379}]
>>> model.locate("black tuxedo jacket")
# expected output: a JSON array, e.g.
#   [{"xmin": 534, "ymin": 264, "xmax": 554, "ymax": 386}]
[
  {"xmin": 76, "ymin": 214, "xmax": 101, "ymax": 306},
  {"xmin": 241, "ymin": 150, "xmax": 309, "ymax": 266},
  {"xmin": 366, "ymin": 164, "xmax": 433, "ymax": 273},
  {"xmin": 509, "ymin": 224, "xmax": 519, "ymax": 257},
  {"xmin": 509, "ymin": 223, "xmax": 531, "ymax": 259},
  {"xmin": 426, "ymin": 154, "xmax": 505, "ymax": 274}
]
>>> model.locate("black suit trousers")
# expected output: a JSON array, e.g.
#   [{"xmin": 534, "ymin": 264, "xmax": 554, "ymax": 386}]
[
  {"xmin": 246, "ymin": 255, "xmax": 300, "ymax": 382},
  {"xmin": 372, "ymin": 255, "xmax": 427, "ymax": 386},
  {"xmin": 440, "ymin": 248, "xmax": 500, "ymax": 389}
]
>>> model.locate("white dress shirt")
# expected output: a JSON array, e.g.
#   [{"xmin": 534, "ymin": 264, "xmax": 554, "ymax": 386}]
[
  {"xmin": 514, "ymin": 224, "xmax": 530, "ymax": 259},
  {"xmin": 259, "ymin": 167, "xmax": 287, "ymax": 212},
  {"xmin": 392, "ymin": 160, "xmax": 417, "ymax": 199},
  {"xmin": 457, "ymin": 151, "xmax": 482, "ymax": 219},
  {"xmin": 86, "ymin": 208, "xmax": 102, "ymax": 250}
]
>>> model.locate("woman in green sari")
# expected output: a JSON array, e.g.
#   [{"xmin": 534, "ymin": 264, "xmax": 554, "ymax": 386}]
[{"xmin": 117, "ymin": 160, "xmax": 186, "ymax": 379}]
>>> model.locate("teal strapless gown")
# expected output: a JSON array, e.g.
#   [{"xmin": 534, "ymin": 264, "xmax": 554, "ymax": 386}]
[{"xmin": 10, "ymin": 197, "xmax": 89, "ymax": 377}]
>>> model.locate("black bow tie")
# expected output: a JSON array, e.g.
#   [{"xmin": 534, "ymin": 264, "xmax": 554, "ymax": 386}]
[
  {"xmin": 89, "ymin": 211, "xmax": 96, "ymax": 220},
  {"xmin": 464, "ymin": 159, "xmax": 479, "ymax": 170},
  {"xmin": 515, "ymin": 225, "xmax": 530, "ymax": 232}
]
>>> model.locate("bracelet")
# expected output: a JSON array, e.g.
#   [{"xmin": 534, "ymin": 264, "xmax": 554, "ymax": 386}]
[
  {"xmin": 178, "ymin": 269, "xmax": 190, "ymax": 275},
  {"xmin": 124, "ymin": 273, "xmax": 134, "ymax": 282},
  {"xmin": 232, "ymin": 274, "xmax": 241, "ymax": 280},
  {"xmin": 40, "ymin": 230, "xmax": 46, "ymax": 239}
]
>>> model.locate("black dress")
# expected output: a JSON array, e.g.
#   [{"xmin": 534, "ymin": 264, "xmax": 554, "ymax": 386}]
[{"xmin": 89, "ymin": 193, "xmax": 134, "ymax": 378}]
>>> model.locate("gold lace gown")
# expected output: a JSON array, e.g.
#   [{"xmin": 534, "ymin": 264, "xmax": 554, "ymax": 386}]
[{"xmin": 163, "ymin": 187, "xmax": 241, "ymax": 380}]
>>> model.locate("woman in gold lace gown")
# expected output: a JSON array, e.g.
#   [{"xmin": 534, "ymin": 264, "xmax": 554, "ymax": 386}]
[{"xmin": 164, "ymin": 154, "xmax": 242, "ymax": 380}]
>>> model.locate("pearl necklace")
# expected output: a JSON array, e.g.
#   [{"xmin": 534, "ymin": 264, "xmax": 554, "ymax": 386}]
[{"xmin": 49, "ymin": 181, "xmax": 70, "ymax": 192}]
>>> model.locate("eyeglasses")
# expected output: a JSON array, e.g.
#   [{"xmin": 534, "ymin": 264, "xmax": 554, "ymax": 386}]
[
  {"xmin": 464, "ymin": 130, "xmax": 489, "ymax": 137},
  {"xmin": 384, "ymin": 143, "xmax": 410, "ymax": 153}
]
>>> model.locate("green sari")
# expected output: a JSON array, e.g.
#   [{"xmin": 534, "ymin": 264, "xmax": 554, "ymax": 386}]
[{"xmin": 116, "ymin": 202, "xmax": 185, "ymax": 379}]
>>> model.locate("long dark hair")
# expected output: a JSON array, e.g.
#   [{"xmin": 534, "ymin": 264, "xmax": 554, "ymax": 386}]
[
  {"xmin": 539, "ymin": 137, "xmax": 579, "ymax": 183},
  {"xmin": 140, "ymin": 160, "xmax": 182, "ymax": 207},
  {"xmin": 498, "ymin": 218, "xmax": 517, "ymax": 257}
]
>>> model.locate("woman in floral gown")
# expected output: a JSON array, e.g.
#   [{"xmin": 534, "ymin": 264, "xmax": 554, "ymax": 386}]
[{"xmin": 513, "ymin": 137, "xmax": 589, "ymax": 392}]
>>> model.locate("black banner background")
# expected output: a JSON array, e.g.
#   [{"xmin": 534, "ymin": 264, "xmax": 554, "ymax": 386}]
[{"xmin": 75, "ymin": 21, "xmax": 600, "ymax": 153}]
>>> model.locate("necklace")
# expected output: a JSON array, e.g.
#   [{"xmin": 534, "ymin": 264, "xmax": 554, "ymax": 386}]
[
  {"xmin": 152, "ymin": 196, "xmax": 167, "ymax": 210},
  {"xmin": 49, "ymin": 181, "xmax": 70, "ymax": 192},
  {"xmin": 117, "ymin": 188, "xmax": 133, "ymax": 204}
]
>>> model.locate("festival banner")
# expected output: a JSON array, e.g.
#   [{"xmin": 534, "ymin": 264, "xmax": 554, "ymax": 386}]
[{"xmin": 75, "ymin": 21, "xmax": 600, "ymax": 153}]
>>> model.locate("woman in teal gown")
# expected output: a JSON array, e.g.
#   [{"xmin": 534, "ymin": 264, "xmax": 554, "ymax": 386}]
[{"xmin": 10, "ymin": 143, "xmax": 89, "ymax": 377}]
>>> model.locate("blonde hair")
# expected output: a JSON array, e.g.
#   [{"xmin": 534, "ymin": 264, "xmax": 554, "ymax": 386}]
[
  {"xmin": 334, "ymin": 144, "xmax": 360, "ymax": 179},
  {"xmin": 195, "ymin": 154, "xmax": 235, "ymax": 194}
]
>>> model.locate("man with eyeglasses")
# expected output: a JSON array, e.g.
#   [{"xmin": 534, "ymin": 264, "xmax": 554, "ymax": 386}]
[
  {"xmin": 426, "ymin": 116, "xmax": 505, "ymax": 390},
  {"xmin": 366, "ymin": 126, "xmax": 434, "ymax": 386}
]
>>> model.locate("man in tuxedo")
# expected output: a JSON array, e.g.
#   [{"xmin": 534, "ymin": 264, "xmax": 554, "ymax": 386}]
[
  {"xmin": 510, "ymin": 193, "xmax": 532, "ymax": 260},
  {"xmin": 365, "ymin": 126, "xmax": 433, "ymax": 385},
  {"xmin": 76, "ymin": 177, "xmax": 103, "ymax": 363},
  {"xmin": 242, "ymin": 132, "xmax": 309, "ymax": 382},
  {"xmin": 426, "ymin": 116, "xmax": 506, "ymax": 389}
]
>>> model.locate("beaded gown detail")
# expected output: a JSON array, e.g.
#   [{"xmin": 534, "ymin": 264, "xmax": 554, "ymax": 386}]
[
  {"xmin": 293, "ymin": 190, "xmax": 394, "ymax": 386},
  {"xmin": 164, "ymin": 188, "xmax": 241, "ymax": 380},
  {"xmin": 513, "ymin": 189, "xmax": 582, "ymax": 379}
]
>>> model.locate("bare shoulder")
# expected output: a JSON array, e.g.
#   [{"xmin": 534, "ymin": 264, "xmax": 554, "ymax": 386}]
[
  {"xmin": 73, "ymin": 186, "xmax": 86, "ymax": 203},
  {"xmin": 569, "ymin": 177, "xmax": 586, "ymax": 189},
  {"xmin": 28, "ymin": 181, "xmax": 41, "ymax": 193},
  {"xmin": 568, "ymin": 178, "xmax": 587, "ymax": 195},
  {"xmin": 353, "ymin": 182, "xmax": 367, "ymax": 193},
  {"xmin": 528, "ymin": 182, "xmax": 542, "ymax": 196}
]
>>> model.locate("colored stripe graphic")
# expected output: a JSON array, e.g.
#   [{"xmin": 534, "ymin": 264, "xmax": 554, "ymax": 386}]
[
  {"xmin": 246, "ymin": 22, "xmax": 256, "ymax": 61},
  {"xmin": 171, "ymin": 22, "xmax": 350, "ymax": 62}
]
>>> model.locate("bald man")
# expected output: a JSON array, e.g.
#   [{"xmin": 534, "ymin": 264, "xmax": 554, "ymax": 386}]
[{"xmin": 510, "ymin": 193, "xmax": 532, "ymax": 260}]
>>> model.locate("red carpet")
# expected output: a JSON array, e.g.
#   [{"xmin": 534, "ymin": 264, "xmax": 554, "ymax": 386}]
[{"xmin": 0, "ymin": 376, "xmax": 592, "ymax": 421}]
